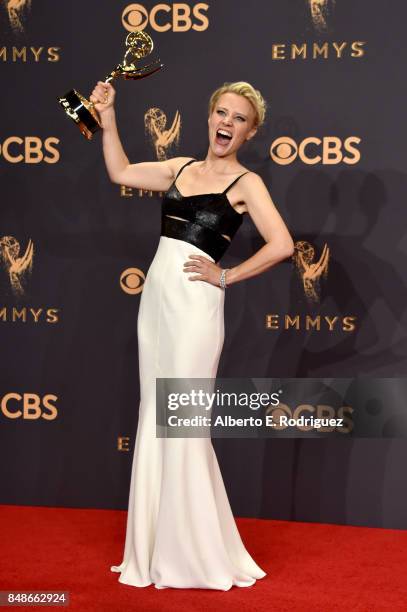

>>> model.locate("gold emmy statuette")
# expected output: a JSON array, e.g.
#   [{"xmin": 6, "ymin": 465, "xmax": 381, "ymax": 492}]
[{"xmin": 57, "ymin": 31, "xmax": 164, "ymax": 140}]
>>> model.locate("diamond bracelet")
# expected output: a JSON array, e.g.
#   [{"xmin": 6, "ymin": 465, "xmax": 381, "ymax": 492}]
[{"xmin": 219, "ymin": 268, "xmax": 230, "ymax": 289}]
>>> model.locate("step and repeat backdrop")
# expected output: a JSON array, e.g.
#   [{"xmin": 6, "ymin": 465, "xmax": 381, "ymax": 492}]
[{"xmin": 1, "ymin": 1, "xmax": 406, "ymax": 528}]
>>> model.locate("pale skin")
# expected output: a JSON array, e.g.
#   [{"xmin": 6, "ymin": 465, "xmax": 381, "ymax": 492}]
[{"xmin": 90, "ymin": 81, "xmax": 295, "ymax": 287}]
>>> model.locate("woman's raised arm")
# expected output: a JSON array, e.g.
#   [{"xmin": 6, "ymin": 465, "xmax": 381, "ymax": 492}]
[{"xmin": 90, "ymin": 81, "xmax": 181, "ymax": 191}]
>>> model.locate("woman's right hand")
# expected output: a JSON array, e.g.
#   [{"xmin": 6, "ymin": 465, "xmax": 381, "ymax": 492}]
[{"xmin": 89, "ymin": 81, "xmax": 116, "ymax": 115}]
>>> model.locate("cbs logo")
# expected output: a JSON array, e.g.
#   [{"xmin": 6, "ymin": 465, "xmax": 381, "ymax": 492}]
[
  {"xmin": 120, "ymin": 267, "xmax": 145, "ymax": 294},
  {"xmin": 270, "ymin": 136, "xmax": 361, "ymax": 165},
  {"xmin": 266, "ymin": 403, "xmax": 353, "ymax": 432},
  {"xmin": 0, "ymin": 137, "xmax": 60, "ymax": 164},
  {"xmin": 1, "ymin": 393, "xmax": 58, "ymax": 420},
  {"xmin": 122, "ymin": 3, "xmax": 209, "ymax": 32}
]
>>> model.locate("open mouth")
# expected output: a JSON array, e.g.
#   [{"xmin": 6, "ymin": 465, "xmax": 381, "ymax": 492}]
[{"xmin": 215, "ymin": 129, "xmax": 233, "ymax": 145}]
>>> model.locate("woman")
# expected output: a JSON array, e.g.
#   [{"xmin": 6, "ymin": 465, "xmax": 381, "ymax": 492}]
[{"xmin": 91, "ymin": 79, "xmax": 294, "ymax": 590}]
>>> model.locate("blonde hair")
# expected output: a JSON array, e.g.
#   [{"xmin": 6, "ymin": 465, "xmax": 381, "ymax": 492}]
[{"xmin": 208, "ymin": 81, "xmax": 267, "ymax": 129}]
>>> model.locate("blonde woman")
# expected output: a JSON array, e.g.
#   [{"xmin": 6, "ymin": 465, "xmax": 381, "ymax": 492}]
[{"xmin": 92, "ymin": 79, "xmax": 294, "ymax": 590}]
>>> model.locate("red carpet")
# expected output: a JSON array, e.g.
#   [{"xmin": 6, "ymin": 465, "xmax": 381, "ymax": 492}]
[{"xmin": 0, "ymin": 505, "xmax": 406, "ymax": 611}]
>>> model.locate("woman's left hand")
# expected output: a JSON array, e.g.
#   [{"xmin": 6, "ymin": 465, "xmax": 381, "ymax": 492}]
[{"xmin": 183, "ymin": 254, "xmax": 222, "ymax": 287}]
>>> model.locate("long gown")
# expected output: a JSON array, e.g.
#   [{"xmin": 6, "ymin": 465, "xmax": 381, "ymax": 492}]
[{"xmin": 110, "ymin": 159, "xmax": 267, "ymax": 590}]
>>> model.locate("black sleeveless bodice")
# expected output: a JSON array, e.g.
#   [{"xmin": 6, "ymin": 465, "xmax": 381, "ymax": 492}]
[{"xmin": 160, "ymin": 159, "xmax": 249, "ymax": 262}]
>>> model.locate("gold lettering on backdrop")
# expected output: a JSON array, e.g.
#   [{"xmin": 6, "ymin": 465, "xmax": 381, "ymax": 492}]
[
  {"xmin": 313, "ymin": 42, "xmax": 328, "ymax": 58},
  {"xmin": 47, "ymin": 47, "xmax": 60, "ymax": 61},
  {"xmin": 318, "ymin": 405, "xmax": 336, "ymax": 431},
  {"xmin": 299, "ymin": 137, "xmax": 321, "ymax": 164},
  {"xmin": 0, "ymin": 393, "xmax": 58, "ymax": 419},
  {"xmin": 12, "ymin": 46, "xmax": 26, "ymax": 61},
  {"xmin": 191, "ymin": 3, "xmax": 209, "ymax": 31},
  {"xmin": 42, "ymin": 137, "xmax": 60, "ymax": 163},
  {"xmin": 322, "ymin": 137, "xmax": 342, "ymax": 164},
  {"xmin": 0, "ymin": 307, "xmax": 60, "ymax": 323},
  {"xmin": 270, "ymin": 136, "xmax": 361, "ymax": 166},
  {"xmin": 0, "ymin": 137, "xmax": 60, "ymax": 163},
  {"xmin": 325, "ymin": 316, "xmax": 339, "ymax": 331},
  {"xmin": 343, "ymin": 137, "xmax": 361, "ymax": 164},
  {"xmin": 332, "ymin": 41, "xmax": 347, "ymax": 58},
  {"xmin": 30, "ymin": 308, "xmax": 42, "ymax": 322},
  {"xmin": 305, "ymin": 316, "xmax": 321, "ymax": 331},
  {"xmin": 351, "ymin": 42, "xmax": 365, "ymax": 58},
  {"xmin": 0, "ymin": 47, "xmax": 61, "ymax": 62},
  {"xmin": 119, "ymin": 186, "xmax": 165, "ymax": 198},
  {"xmin": 144, "ymin": 107, "xmax": 181, "ymax": 160},
  {"xmin": 41, "ymin": 394, "xmax": 58, "ymax": 420},
  {"xmin": 1, "ymin": 392, "xmax": 21, "ymax": 418},
  {"xmin": 266, "ymin": 404, "xmax": 354, "ymax": 433},
  {"xmin": 121, "ymin": 186, "xmax": 133, "ymax": 197},
  {"xmin": 271, "ymin": 44, "xmax": 285, "ymax": 60},
  {"xmin": 1, "ymin": 136, "xmax": 24, "ymax": 162},
  {"xmin": 264, "ymin": 314, "xmax": 357, "ymax": 332},
  {"xmin": 45, "ymin": 308, "xmax": 59, "ymax": 323},
  {"xmin": 25, "ymin": 136, "xmax": 42, "ymax": 162},
  {"xmin": 343, "ymin": 316, "xmax": 356, "ymax": 332},
  {"xmin": 118, "ymin": 436, "xmax": 130, "ymax": 451},
  {"xmin": 121, "ymin": 3, "xmax": 209, "ymax": 33},
  {"xmin": 265, "ymin": 314, "xmax": 279, "ymax": 329},
  {"xmin": 271, "ymin": 42, "xmax": 366, "ymax": 60},
  {"xmin": 30, "ymin": 46, "xmax": 44, "ymax": 61},
  {"xmin": 291, "ymin": 44, "xmax": 306, "ymax": 59},
  {"xmin": 286, "ymin": 315, "xmax": 300, "ymax": 330},
  {"xmin": 0, "ymin": 236, "xmax": 33, "ymax": 296},
  {"xmin": 24, "ymin": 393, "xmax": 43, "ymax": 419},
  {"xmin": 151, "ymin": 5, "xmax": 175, "ymax": 33},
  {"xmin": 13, "ymin": 307, "xmax": 26, "ymax": 321}
]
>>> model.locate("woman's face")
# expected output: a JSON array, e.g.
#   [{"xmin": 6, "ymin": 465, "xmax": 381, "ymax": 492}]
[{"xmin": 207, "ymin": 92, "xmax": 258, "ymax": 157}]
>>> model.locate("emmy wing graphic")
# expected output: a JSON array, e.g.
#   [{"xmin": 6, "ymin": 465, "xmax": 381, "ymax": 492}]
[
  {"xmin": 0, "ymin": 236, "xmax": 34, "ymax": 296},
  {"xmin": 4, "ymin": 0, "xmax": 31, "ymax": 33},
  {"xmin": 293, "ymin": 241, "xmax": 330, "ymax": 303},
  {"xmin": 308, "ymin": 0, "xmax": 336, "ymax": 32},
  {"xmin": 144, "ymin": 108, "xmax": 181, "ymax": 160}
]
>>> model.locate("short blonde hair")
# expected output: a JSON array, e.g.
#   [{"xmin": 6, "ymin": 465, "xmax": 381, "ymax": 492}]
[{"xmin": 208, "ymin": 81, "xmax": 267, "ymax": 129}]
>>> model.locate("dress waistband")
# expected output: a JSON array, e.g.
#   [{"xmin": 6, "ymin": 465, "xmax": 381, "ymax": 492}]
[{"xmin": 160, "ymin": 215, "xmax": 230, "ymax": 263}]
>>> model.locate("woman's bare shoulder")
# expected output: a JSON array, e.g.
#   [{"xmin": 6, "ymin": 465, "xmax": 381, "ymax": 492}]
[
  {"xmin": 238, "ymin": 168, "xmax": 264, "ymax": 186},
  {"xmin": 240, "ymin": 166, "xmax": 261, "ymax": 176},
  {"xmin": 166, "ymin": 156, "xmax": 197, "ymax": 177}
]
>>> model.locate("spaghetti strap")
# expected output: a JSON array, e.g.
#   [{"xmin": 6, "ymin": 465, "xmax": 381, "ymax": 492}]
[
  {"xmin": 223, "ymin": 171, "xmax": 250, "ymax": 194},
  {"xmin": 174, "ymin": 158, "xmax": 197, "ymax": 181}
]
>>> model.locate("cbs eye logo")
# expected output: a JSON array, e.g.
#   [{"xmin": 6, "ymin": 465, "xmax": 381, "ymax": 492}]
[
  {"xmin": 122, "ymin": 3, "xmax": 209, "ymax": 32},
  {"xmin": 270, "ymin": 136, "xmax": 361, "ymax": 165},
  {"xmin": 120, "ymin": 267, "xmax": 145, "ymax": 295}
]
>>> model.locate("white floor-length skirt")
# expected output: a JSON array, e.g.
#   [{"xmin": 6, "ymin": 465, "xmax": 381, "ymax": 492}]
[{"xmin": 110, "ymin": 235, "xmax": 267, "ymax": 590}]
